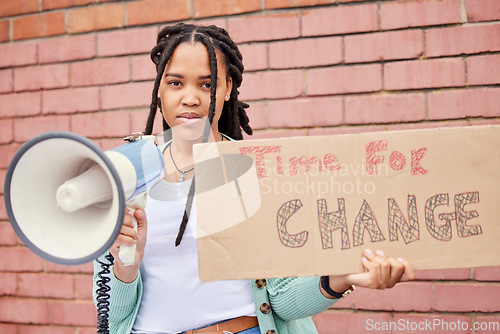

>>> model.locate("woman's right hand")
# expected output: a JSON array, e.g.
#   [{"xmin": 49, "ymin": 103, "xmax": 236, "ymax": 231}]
[{"xmin": 109, "ymin": 208, "xmax": 148, "ymax": 283}]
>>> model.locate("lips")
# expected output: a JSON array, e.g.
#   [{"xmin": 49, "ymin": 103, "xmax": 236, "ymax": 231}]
[{"xmin": 177, "ymin": 112, "xmax": 203, "ymax": 125}]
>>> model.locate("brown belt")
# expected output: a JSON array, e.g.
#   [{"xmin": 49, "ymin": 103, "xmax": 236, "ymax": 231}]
[{"xmin": 184, "ymin": 316, "xmax": 259, "ymax": 334}]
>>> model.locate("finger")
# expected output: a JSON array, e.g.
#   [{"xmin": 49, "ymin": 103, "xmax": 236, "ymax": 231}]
[
  {"xmin": 123, "ymin": 210, "xmax": 136, "ymax": 228},
  {"xmin": 134, "ymin": 209, "xmax": 147, "ymax": 230},
  {"xmin": 386, "ymin": 257, "xmax": 405, "ymax": 288},
  {"xmin": 397, "ymin": 257, "xmax": 416, "ymax": 282},
  {"xmin": 374, "ymin": 250, "xmax": 391, "ymax": 288}
]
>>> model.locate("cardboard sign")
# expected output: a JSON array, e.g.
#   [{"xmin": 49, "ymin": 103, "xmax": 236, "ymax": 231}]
[{"xmin": 193, "ymin": 125, "xmax": 500, "ymax": 281}]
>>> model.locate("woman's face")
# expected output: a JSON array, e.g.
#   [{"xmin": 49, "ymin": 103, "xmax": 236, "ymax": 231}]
[{"xmin": 158, "ymin": 42, "xmax": 232, "ymax": 141}]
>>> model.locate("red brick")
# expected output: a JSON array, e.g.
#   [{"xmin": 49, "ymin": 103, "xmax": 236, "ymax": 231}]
[
  {"xmin": 70, "ymin": 111, "xmax": 130, "ymax": 138},
  {"xmin": 428, "ymin": 87, "xmax": 500, "ymax": 120},
  {"xmin": 13, "ymin": 116, "xmax": 71, "ymax": 142},
  {"xmin": 70, "ymin": 57, "xmax": 129, "ymax": 87},
  {"xmin": 0, "ymin": 273, "xmax": 17, "ymax": 296},
  {"xmin": 415, "ymin": 268, "xmax": 471, "ymax": 280},
  {"xmin": 42, "ymin": 0, "xmax": 95, "ymax": 10},
  {"xmin": 465, "ymin": 0, "xmax": 500, "ymax": 22},
  {"xmin": 0, "ymin": 92, "xmax": 41, "ymax": 118},
  {"xmin": 0, "ymin": 19, "xmax": 9, "ymax": 43},
  {"xmin": 475, "ymin": 266, "xmax": 500, "ymax": 281},
  {"xmin": 306, "ymin": 64, "xmax": 382, "ymax": 96},
  {"xmin": 266, "ymin": 0, "xmax": 332, "ymax": 9},
  {"xmin": 381, "ymin": 0, "xmax": 461, "ymax": 30},
  {"xmin": 0, "ymin": 0, "xmax": 39, "ymax": 17},
  {"xmin": 38, "ymin": 34, "xmax": 95, "ymax": 64},
  {"xmin": 228, "ymin": 13, "xmax": 300, "ymax": 44},
  {"xmin": 132, "ymin": 55, "xmax": 157, "ymax": 81},
  {"xmin": 75, "ymin": 274, "xmax": 93, "ymax": 300},
  {"xmin": 0, "ymin": 41, "xmax": 37, "ymax": 68},
  {"xmin": 0, "ymin": 221, "xmax": 18, "ymax": 246},
  {"xmin": 346, "ymin": 93, "xmax": 425, "ymax": 125},
  {"xmin": 239, "ymin": 70, "xmax": 302, "ymax": 101},
  {"xmin": 238, "ymin": 43, "xmax": 268, "ymax": 72},
  {"xmin": 19, "ymin": 326, "xmax": 76, "ymax": 334},
  {"xmin": 128, "ymin": 0, "xmax": 190, "ymax": 26},
  {"xmin": 0, "ymin": 69, "xmax": 13, "ymax": 93},
  {"xmin": 426, "ymin": 24, "xmax": 500, "ymax": 57},
  {"xmin": 13, "ymin": 12, "xmax": 65, "ymax": 40},
  {"xmin": 470, "ymin": 119, "xmax": 500, "ymax": 127},
  {"xmin": 313, "ymin": 311, "xmax": 391, "ymax": 334},
  {"xmin": 100, "ymin": 81, "xmax": 152, "ymax": 110},
  {"xmin": 268, "ymin": 97, "xmax": 343, "ymax": 128},
  {"xmin": 269, "ymin": 36, "xmax": 342, "ymax": 69},
  {"xmin": 434, "ymin": 283, "xmax": 500, "ymax": 312},
  {"xmin": 246, "ymin": 128, "xmax": 307, "ymax": 140},
  {"xmin": 42, "ymin": 87, "xmax": 99, "ymax": 115},
  {"xmin": 0, "ymin": 119, "xmax": 13, "ymax": 143},
  {"xmin": 18, "ymin": 273, "xmax": 74, "ymax": 299},
  {"xmin": 0, "ymin": 324, "xmax": 16, "ymax": 334},
  {"xmin": 14, "ymin": 64, "xmax": 69, "ymax": 92},
  {"xmin": 46, "ymin": 261, "xmax": 93, "ymax": 274},
  {"xmin": 67, "ymin": 3, "xmax": 125, "ymax": 34},
  {"xmin": 0, "ymin": 144, "xmax": 20, "ymax": 169},
  {"xmin": 0, "ymin": 298, "xmax": 49, "ymax": 324},
  {"xmin": 352, "ymin": 282, "xmax": 434, "ymax": 312},
  {"xmin": 245, "ymin": 102, "xmax": 266, "ymax": 130},
  {"xmin": 0, "ymin": 169, "xmax": 5, "ymax": 193},
  {"xmin": 391, "ymin": 313, "xmax": 473, "ymax": 334},
  {"xmin": 385, "ymin": 58, "xmax": 466, "ymax": 90},
  {"xmin": 345, "ymin": 30, "xmax": 423, "ymax": 63},
  {"xmin": 308, "ymin": 125, "xmax": 385, "ymax": 137},
  {"xmin": 0, "ymin": 194, "xmax": 7, "ymax": 219},
  {"xmin": 97, "ymin": 26, "xmax": 158, "ymax": 57},
  {"xmin": 50, "ymin": 301, "xmax": 96, "ymax": 326},
  {"xmin": 475, "ymin": 316, "xmax": 500, "ymax": 334},
  {"xmin": 0, "ymin": 247, "xmax": 45, "ymax": 271},
  {"xmin": 467, "ymin": 54, "xmax": 500, "ymax": 85},
  {"xmin": 194, "ymin": 0, "xmax": 260, "ymax": 18},
  {"xmin": 387, "ymin": 120, "xmax": 469, "ymax": 131},
  {"xmin": 302, "ymin": 4, "xmax": 378, "ymax": 37}
]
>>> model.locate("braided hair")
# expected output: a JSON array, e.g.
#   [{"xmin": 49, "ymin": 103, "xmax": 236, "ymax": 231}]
[
  {"xmin": 144, "ymin": 23, "xmax": 252, "ymax": 140},
  {"xmin": 144, "ymin": 23, "xmax": 252, "ymax": 246}
]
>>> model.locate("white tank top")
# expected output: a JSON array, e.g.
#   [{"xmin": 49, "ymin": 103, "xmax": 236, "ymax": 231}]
[{"xmin": 131, "ymin": 179, "xmax": 256, "ymax": 334}]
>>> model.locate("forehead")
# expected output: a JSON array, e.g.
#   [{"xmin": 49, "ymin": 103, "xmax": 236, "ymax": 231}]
[{"xmin": 167, "ymin": 42, "xmax": 226, "ymax": 77}]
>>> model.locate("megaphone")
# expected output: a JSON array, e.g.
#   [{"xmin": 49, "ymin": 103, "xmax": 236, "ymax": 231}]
[{"xmin": 4, "ymin": 131, "xmax": 165, "ymax": 266}]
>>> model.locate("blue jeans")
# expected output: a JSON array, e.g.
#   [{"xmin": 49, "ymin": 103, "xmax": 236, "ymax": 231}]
[{"xmin": 237, "ymin": 326, "xmax": 260, "ymax": 334}]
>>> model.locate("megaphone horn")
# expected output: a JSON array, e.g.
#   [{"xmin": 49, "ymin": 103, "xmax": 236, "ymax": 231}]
[{"xmin": 4, "ymin": 131, "xmax": 165, "ymax": 266}]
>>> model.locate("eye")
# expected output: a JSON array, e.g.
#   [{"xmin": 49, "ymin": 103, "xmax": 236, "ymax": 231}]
[
  {"xmin": 168, "ymin": 80, "xmax": 181, "ymax": 87},
  {"xmin": 201, "ymin": 82, "xmax": 211, "ymax": 89}
]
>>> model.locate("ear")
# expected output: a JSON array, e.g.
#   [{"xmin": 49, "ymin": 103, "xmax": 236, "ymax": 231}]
[{"xmin": 224, "ymin": 77, "xmax": 233, "ymax": 101}]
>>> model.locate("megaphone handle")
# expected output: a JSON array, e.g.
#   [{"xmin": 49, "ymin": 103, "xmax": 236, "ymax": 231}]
[{"xmin": 118, "ymin": 194, "xmax": 147, "ymax": 266}]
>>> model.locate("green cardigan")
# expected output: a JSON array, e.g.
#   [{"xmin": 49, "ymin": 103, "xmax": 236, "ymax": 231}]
[{"xmin": 93, "ymin": 255, "xmax": 338, "ymax": 334}]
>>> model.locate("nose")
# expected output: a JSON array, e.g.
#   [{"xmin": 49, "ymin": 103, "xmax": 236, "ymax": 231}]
[{"xmin": 181, "ymin": 86, "xmax": 200, "ymax": 107}]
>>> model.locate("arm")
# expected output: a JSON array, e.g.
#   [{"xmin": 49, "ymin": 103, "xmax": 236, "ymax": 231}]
[
  {"xmin": 92, "ymin": 208, "xmax": 148, "ymax": 328},
  {"xmin": 266, "ymin": 276, "xmax": 338, "ymax": 321}
]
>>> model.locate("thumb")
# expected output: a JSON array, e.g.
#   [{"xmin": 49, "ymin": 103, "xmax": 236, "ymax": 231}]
[
  {"xmin": 134, "ymin": 208, "xmax": 147, "ymax": 229},
  {"xmin": 133, "ymin": 208, "xmax": 148, "ymax": 250}
]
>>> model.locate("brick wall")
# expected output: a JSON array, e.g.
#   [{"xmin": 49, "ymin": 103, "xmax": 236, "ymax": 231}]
[{"xmin": 0, "ymin": 0, "xmax": 499, "ymax": 333}]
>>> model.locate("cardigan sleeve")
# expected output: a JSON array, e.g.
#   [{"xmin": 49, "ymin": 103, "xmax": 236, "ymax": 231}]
[
  {"xmin": 93, "ymin": 254, "xmax": 143, "ymax": 331},
  {"xmin": 266, "ymin": 276, "xmax": 338, "ymax": 321}
]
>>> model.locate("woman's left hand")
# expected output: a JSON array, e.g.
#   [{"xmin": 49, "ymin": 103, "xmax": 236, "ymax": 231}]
[{"xmin": 323, "ymin": 249, "xmax": 416, "ymax": 298}]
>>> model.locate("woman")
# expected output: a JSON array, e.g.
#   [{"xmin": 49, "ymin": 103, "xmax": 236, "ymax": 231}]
[{"xmin": 93, "ymin": 23, "xmax": 415, "ymax": 334}]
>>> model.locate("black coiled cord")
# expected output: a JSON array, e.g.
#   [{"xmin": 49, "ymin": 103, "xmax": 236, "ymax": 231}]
[{"xmin": 95, "ymin": 253, "xmax": 115, "ymax": 334}]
